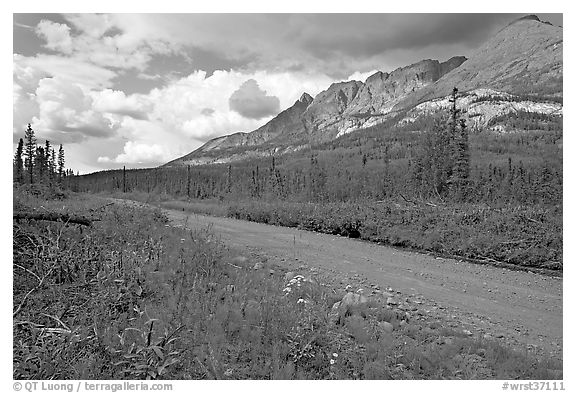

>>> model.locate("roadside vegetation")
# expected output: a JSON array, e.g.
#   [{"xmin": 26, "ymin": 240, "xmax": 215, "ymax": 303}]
[{"xmin": 13, "ymin": 185, "xmax": 562, "ymax": 379}]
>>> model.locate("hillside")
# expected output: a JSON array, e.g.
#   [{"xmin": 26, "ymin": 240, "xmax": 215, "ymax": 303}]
[
  {"xmin": 164, "ymin": 15, "xmax": 562, "ymax": 167},
  {"xmin": 395, "ymin": 15, "xmax": 563, "ymax": 110}
]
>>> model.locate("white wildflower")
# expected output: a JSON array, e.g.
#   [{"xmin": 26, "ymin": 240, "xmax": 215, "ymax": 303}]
[
  {"xmin": 332, "ymin": 353, "xmax": 338, "ymax": 358},
  {"xmin": 297, "ymin": 298, "xmax": 305, "ymax": 304},
  {"xmin": 330, "ymin": 359, "xmax": 336, "ymax": 365}
]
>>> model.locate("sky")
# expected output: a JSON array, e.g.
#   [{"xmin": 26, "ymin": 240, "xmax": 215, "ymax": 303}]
[{"xmin": 12, "ymin": 13, "xmax": 563, "ymax": 174}]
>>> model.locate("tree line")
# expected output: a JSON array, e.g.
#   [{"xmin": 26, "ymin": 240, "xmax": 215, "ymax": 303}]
[{"xmin": 13, "ymin": 124, "xmax": 74, "ymax": 187}]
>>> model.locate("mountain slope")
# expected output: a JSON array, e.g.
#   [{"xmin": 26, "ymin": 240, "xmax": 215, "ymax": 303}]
[
  {"xmin": 165, "ymin": 15, "xmax": 562, "ymax": 167},
  {"xmin": 395, "ymin": 15, "xmax": 563, "ymax": 111},
  {"xmin": 302, "ymin": 57, "xmax": 467, "ymax": 142},
  {"xmin": 165, "ymin": 93, "xmax": 313, "ymax": 166}
]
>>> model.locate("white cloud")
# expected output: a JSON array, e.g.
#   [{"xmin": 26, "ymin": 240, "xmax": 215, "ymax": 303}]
[
  {"xmin": 14, "ymin": 53, "xmax": 117, "ymax": 89},
  {"xmin": 147, "ymin": 69, "xmax": 334, "ymax": 141},
  {"xmin": 98, "ymin": 141, "xmax": 172, "ymax": 165},
  {"xmin": 35, "ymin": 20, "xmax": 73, "ymax": 54},
  {"xmin": 64, "ymin": 13, "xmax": 114, "ymax": 38},
  {"xmin": 14, "ymin": 44, "xmax": 337, "ymax": 171},
  {"xmin": 345, "ymin": 69, "xmax": 379, "ymax": 83},
  {"xmin": 32, "ymin": 77, "xmax": 116, "ymax": 143},
  {"xmin": 29, "ymin": 14, "xmax": 182, "ymax": 77},
  {"xmin": 91, "ymin": 89, "xmax": 151, "ymax": 119},
  {"xmin": 13, "ymin": 81, "xmax": 39, "ymax": 140},
  {"xmin": 182, "ymin": 111, "xmax": 265, "ymax": 142},
  {"xmin": 229, "ymin": 79, "xmax": 280, "ymax": 120}
]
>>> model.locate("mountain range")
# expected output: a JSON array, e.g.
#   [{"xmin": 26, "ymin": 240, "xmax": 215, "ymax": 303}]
[{"xmin": 165, "ymin": 15, "xmax": 563, "ymax": 167}]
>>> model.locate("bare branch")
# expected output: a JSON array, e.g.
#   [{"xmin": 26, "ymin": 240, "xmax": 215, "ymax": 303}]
[
  {"xmin": 14, "ymin": 263, "xmax": 41, "ymax": 282},
  {"xmin": 13, "ymin": 266, "xmax": 54, "ymax": 318},
  {"xmin": 13, "ymin": 212, "xmax": 97, "ymax": 226}
]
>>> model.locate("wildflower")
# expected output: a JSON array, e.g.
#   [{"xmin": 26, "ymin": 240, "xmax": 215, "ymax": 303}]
[
  {"xmin": 332, "ymin": 353, "xmax": 338, "ymax": 358},
  {"xmin": 297, "ymin": 298, "xmax": 305, "ymax": 304},
  {"xmin": 330, "ymin": 359, "xmax": 336, "ymax": 365}
]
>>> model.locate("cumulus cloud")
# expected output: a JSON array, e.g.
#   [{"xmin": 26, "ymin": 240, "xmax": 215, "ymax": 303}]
[
  {"xmin": 64, "ymin": 13, "xmax": 115, "ymax": 38},
  {"xmin": 14, "ymin": 53, "xmax": 117, "ymax": 89},
  {"xmin": 32, "ymin": 14, "xmax": 180, "ymax": 73},
  {"xmin": 97, "ymin": 141, "xmax": 172, "ymax": 164},
  {"xmin": 182, "ymin": 111, "xmax": 263, "ymax": 142},
  {"xmin": 32, "ymin": 78, "xmax": 116, "ymax": 143},
  {"xmin": 228, "ymin": 79, "xmax": 280, "ymax": 120},
  {"xmin": 91, "ymin": 89, "xmax": 150, "ymax": 120},
  {"xmin": 145, "ymin": 69, "xmax": 334, "ymax": 142},
  {"xmin": 35, "ymin": 20, "xmax": 73, "ymax": 54}
]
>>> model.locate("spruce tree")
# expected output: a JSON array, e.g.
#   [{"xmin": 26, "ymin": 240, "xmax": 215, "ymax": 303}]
[
  {"xmin": 35, "ymin": 146, "xmax": 45, "ymax": 182},
  {"xmin": 451, "ymin": 118, "xmax": 470, "ymax": 200},
  {"xmin": 448, "ymin": 88, "xmax": 470, "ymax": 200},
  {"xmin": 13, "ymin": 138, "xmax": 24, "ymax": 184},
  {"xmin": 58, "ymin": 144, "xmax": 65, "ymax": 182},
  {"xmin": 24, "ymin": 124, "xmax": 36, "ymax": 184},
  {"xmin": 44, "ymin": 140, "xmax": 52, "ymax": 182},
  {"xmin": 50, "ymin": 149, "xmax": 57, "ymax": 184}
]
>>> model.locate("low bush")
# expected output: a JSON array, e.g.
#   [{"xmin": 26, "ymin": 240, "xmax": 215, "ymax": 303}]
[{"xmin": 225, "ymin": 200, "xmax": 561, "ymax": 270}]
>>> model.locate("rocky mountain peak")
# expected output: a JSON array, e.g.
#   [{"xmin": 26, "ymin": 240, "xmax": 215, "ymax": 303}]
[
  {"xmin": 516, "ymin": 14, "xmax": 541, "ymax": 22},
  {"xmin": 298, "ymin": 92, "xmax": 313, "ymax": 105},
  {"xmin": 365, "ymin": 71, "xmax": 389, "ymax": 85}
]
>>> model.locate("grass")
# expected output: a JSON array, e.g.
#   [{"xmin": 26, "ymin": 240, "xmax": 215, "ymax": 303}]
[{"xmin": 13, "ymin": 185, "xmax": 562, "ymax": 379}]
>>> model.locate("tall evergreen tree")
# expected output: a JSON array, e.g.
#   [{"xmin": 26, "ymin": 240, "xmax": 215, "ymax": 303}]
[
  {"xmin": 24, "ymin": 124, "xmax": 36, "ymax": 184},
  {"xmin": 450, "ymin": 118, "xmax": 470, "ymax": 200},
  {"xmin": 35, "ymin": 146, "xmax": 45, "ymax": 181},
  {"xmin": 44, "ymin": 140, "xmax": 52, "ymax": 182},
  {"xmin": 58, "ymin": 144, "xmax": 65, "ymax": 182},
  {"xmin": 50, "ymin": 149, "xmax": 57, "ymax": 183},
  {"xmin": 447, "ymin": 88, "xmax": 470, "ymax": 200},
  {"xmin": 14, "ymin": 138, "xmax": 24, "ymax": 183}
]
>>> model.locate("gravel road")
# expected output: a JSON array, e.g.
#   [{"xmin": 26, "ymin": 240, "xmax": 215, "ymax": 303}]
[{"xmin": 157, "ymin": 206, "xmax": 562, "ymax": 362}]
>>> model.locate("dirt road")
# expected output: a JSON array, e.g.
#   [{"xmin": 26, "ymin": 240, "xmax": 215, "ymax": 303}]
[{"xmin": 161, "ymin": 207, "xmax": 562, "ymax": 361}]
